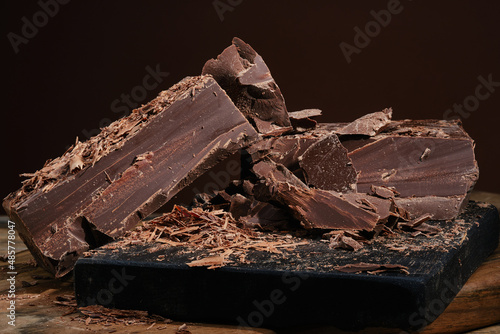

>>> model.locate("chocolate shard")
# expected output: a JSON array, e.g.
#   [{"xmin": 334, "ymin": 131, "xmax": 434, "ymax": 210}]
[
  {"xmin": 252, "ymin": 160, "xmax": 308, "ymax": 189},
  {"xmin": 369, "ymin": 185, "xmax": 399, "ymax": 199},
  {"xmin": 298, "ymin": 134, "xmax": 358, "ymax": 193},
  {"xmin": 336, "ymin": 108, "xmax": 392, "ymax": 136},
  {"xmin": 251, "ymin": 160, "xmax": 378, "ymax": 230},
  {"xmin": 288, "ymin": 108, "xmax": 322, "ymax": 120},
  {"xmin": 3, "ymin": 75, "xmax": 258, "ymax": 277},
  {"xmin": 398, "ymin": 214, "xmax": 441, "ymax": 235},
  {"xmin": 202, "ymin": 37, "xmax": 292, "ymax": 135},
  {"xmin": 288, "ymin": 109, "xmax": 322, "ymax": 131},
  {"xmin": 273, "ymin": 184, "xmax": 379, "ymax": 230},
  {"xmin": 328, "ymin": 232, "xmax": 364, "ymax": 251},
  {"xmin": 342, "ymin": 193, "xmax": 400, "ymax": 223}
]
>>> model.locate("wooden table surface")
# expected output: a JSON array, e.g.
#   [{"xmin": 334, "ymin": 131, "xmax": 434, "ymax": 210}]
[{"xmin": 1, "ymin": 191, "xmax": 499, "ymax": 334}]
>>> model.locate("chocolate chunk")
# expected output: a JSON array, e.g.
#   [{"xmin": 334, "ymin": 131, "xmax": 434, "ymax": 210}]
[
  {"xmin": 246, "ymin": 134, "xmax": 320, "ymax": 172},
  {"xmin": 250, "ymin": 160, "xmax": 378, "ymax": 230},
  {"xmin": 343, "ymin": 119, "xmax": 478, "ymax": 219},
  {"xmin": 248, "ymin": 117, "xmax": 477, "ymax": 220},
  {"xmin": 336, "ymin": 108, "xmax": 392, "ymax": 136},
  {"xmin": 299, "ymin": 134, "xmax": 357, "ymax": 193},
  {"xmin": 342, "ymin": 193, "xmax": 401, "ymax": 223},
  {"xmin": 240, "ymin": 200, "xmax": 295, "ymax": 231},
  {"xmin": 3, "ymin": 75, "xmax": 258, "ymax": 277},
  {"xmin": 228, "ymin": 193, "xmax": 252, "ymax": 219},
  {"xmin": 394, "ymin": 196, "xmax": 469, "ymax": 220},
  {"xmin": 202, "ymin": 37, "xmax": 292, "ymax": 135},
  {"xmin": 289, "ymin": 109, "xmax": 322, "ymax": 131},
  {"xmin": 252, "ymin": 160, "xmax": 308, "ymax": 189},
  {"xmin": 276, "ymin": 185, "xmax": 379, "ymax": 230},
  {"xmin": 369, "ymin": 185, "xmax": 399, "ymax": 199}
]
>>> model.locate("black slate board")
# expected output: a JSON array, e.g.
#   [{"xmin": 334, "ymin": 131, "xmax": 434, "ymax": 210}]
[{"xmin": 74, "ymin": 201, "xmax": 499, "ymax": 331}]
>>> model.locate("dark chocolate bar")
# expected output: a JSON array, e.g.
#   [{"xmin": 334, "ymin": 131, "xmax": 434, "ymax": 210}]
[{"xmin": 3, "ymin": 75, "xmax": 258, "ymax": 277}]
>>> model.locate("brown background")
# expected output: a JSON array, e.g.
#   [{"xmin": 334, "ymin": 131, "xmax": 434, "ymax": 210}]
[{"xmin": 2, "ymin": 0, "xmax": 500, "ymax": 215}]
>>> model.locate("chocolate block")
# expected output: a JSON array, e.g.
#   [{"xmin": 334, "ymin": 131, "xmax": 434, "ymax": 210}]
[
  {"xmin": 345, "ymin": 120, "xmax": 478, "ymax": 219},
  {"xmin": 298, "ymin": 134, "xmax": 357, "ymax": 193},
  {"xmin": 3, "ymin": 75, "xmax": 258, "ymax": 277},
  {"xmin": 202, "ymin": 37, "xmax": 292, "ymax": 135}
]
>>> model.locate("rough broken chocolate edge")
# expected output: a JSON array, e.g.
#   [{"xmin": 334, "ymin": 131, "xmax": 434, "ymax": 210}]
[{"xmin": 202, "ymin": 37, "xmax": 292, "ymax": 135}]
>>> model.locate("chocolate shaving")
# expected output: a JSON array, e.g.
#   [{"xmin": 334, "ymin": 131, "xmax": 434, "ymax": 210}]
[
  {"xmin": 77, "ymin": 304, "xmax": 171, "ymax": 326},
  {"xmin": 334, "ymin": 262, "xmax": 409, "ymax": 275},
  {"xmin": 107, "ymin": 205, "xmax": 308, "ymax": 268}
]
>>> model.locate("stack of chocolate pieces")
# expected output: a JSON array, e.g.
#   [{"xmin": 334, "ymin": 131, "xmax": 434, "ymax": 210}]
[{"xmin": 3, "ymin": 37, "xmax": 479, "ymax": 278}]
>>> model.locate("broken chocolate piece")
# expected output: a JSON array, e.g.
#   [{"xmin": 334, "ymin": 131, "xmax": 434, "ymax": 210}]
[
  {"xmin": 250, "ymin": 160, "xmax": 378, "ymax": 230},
  {"xmin": 299, "ymin": 134, "xmax": 357, "ymax": 193},
  {"xmin": 329, "ymin": 232, "xmax": 364, "ymax": 251},
  {"xmin": 370, "ymin": 185, "xmax": 399, "ymax": 199},
  {"xmin": 336, "ymin": 108, "xmax": 392, "ymax": 136},
  {"xmin": 252, "ymin": 160, "xmax": 308, "ymax": 189},
  {"xmin": 288, "ymin": 108, "xmax": 322, "ymax": 120},
  {"xmin": 3, "ymin": 75, "xmax": 258, "ymax": 277},
  {"xmin": 247, "ymin": 118, "xmax": 477, "ymax": 220},
  {"xmin": 398, "ymin": 214, "xmax": 441, "ymax": 235},
  {"xmin": 228, "ymin": 193, "xmax": 252, "ymax": 219},
  {"xmin": 342, "ymin": 193, "xmax": 400, "ymax": 224},
  {"xmin": 246, "ymin": 134, "xmax": 320, "ymax": 172},
  {"xmin": 289, "ymin": 108, "xmax": 322, "ymax": 131},
  {"xmin": 202, "ymin": 37, "xmax": 292, "ymax": 135},
  {"xmin": 394, "ymin": 196, "xmax": 468, "ymax": 220},
  {"xmin": 268, "ymin": 183, "xmax": 379, "ymax": 230},
  {"xmin": 240, "ymin": 200, "xmax": 295, "ymax": 231},
  {"xmin": 343, "ymin": 119, "xmax": 478, "ymax": 219}
]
